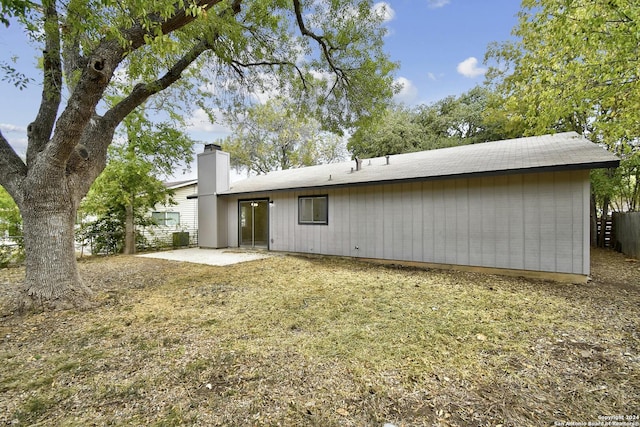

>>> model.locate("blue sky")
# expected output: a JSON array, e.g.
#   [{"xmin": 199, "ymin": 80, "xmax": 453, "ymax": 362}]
[
  {"xmin": 381, "ymin": 0, "xmax": 519, "ymax": 105},
  {"xmin": 0, "ymin": 0, "xmax": 521, "ymax": 172}
]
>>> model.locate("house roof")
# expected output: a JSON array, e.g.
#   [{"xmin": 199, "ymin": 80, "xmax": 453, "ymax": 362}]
[
  {"xmin": 219, "ymin": 132, "xmax": 620, "ymax": 196},
  {"xmin": 164, "ymin": 179, "xmax": 198, "ymax": 190}
]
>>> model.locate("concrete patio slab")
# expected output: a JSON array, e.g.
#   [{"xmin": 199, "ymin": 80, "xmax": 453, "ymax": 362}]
[{"xmin": 137, "ymin": 247, "xmax": 272, "ymax": 266}]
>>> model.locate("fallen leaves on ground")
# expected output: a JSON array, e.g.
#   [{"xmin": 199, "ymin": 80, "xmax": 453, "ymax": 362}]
[{"xmin": 0, "ymin": 249, "xmax": 638, "ymax": 426}]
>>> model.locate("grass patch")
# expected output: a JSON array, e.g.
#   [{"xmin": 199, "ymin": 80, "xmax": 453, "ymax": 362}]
[
  {"xmin": 13, "ymin": 396, "xmax": 55, "ymax": 425},
  {"xmin": 0, "ymin": 250, "xmax": 638, "ymax": 425}
]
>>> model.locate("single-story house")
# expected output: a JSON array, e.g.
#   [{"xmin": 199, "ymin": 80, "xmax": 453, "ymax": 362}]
[{"xmin": 196, "ymin": 132, "xmax": 619, "ymax": 282}]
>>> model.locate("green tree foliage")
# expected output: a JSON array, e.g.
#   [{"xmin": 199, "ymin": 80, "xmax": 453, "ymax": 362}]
[
  {"xmin": 76, "ymin": 208, "xmax": 130, "ymax": 255},
  {"xmin": 0, "ymin": 185, "xmax": 21, "ymax": 238},
  {"xmin": 349, "ymin": 86, "xmax": 507, "ymax": 158},
  {"xmin": 0, "ymin": 59, "xmax": 32, "ymax": 90},
  {"xmin": 348, "ymin": 105, "xmax": 422, "ymax": 158},
  {"xmin": 0, "ymin": 0, "xmax": 30, "ymax": 27},
  {"xmin": 222, "ymin": 97, "xmax": 346, "ymax": 175},
  {"xmin": 485, "ymin": 0, "xmax": 639, "ymax": 146},
  {"xmin": 610, "ymin": 151, "xmax": 640, "ymax": 213},
  {"xmin": 0, "ymin": 185, "xmax": 23, "ymax": 267},
  {"xmin": 80, "ymin": 112, "xmax": 194, "ymax": 254}
]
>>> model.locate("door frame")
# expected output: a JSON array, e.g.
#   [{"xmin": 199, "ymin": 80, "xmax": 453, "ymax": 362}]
[{"xmin": 237, "ymin": 198, "xmax": 270, "ymax": 249}]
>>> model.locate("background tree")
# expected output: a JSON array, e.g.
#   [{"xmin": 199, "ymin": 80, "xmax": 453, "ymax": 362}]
[
  {"xmin": 348, "ymin": 105, "xmax": 423, "ymax": 158},
  {"xmin": 484, "ymin": 0, "xmax": 638, "ymax": 246},
  {"xmin": 80, "ymin": 112, "xmax": 194, "ymax": 255},
  {"xmin": 0, "ymin": 0, "xmax": 396, "ymax": 309},
  {"xmin": 485, "ymin": 0, "xmax": 639, "ymax": 143},
  {"xmin": 611, "ymin": 151, "xmax": 640, "ymax": 213},
  {"xmin": 349, "ymin": 86, "xmax": 508, "ymax": 158},
  {"xmin": 0, "ymin": 186, "xmax": 21, "ymax": 239},
  {"xmin": 0, "ymin": 185, "xmax": 23, "ymax": 267},
  {"xmin": 222, "ymin": 97, "xmax": 347, "ymax": 175}
]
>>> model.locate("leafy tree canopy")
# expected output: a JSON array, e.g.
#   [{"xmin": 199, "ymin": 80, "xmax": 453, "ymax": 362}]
[
  {"xmin": 0, "ymin": 0, "xmax": 30, "ymax": 27},
  {"xmin": 222, "ymin": 97, "xmax": 346, "ymax": 175},
  {"xmin": 348, "ymin": 86, "xmax": 509, "ymax": 158},
  {"xmin": 485, "ymin": 0, "xmax": 640, "ymax": 149}
]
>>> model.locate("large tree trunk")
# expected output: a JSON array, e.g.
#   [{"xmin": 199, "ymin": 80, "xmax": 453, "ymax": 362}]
[{"xmin": 20, "ymin": 179, "xmax": 92, "ymax": 310}]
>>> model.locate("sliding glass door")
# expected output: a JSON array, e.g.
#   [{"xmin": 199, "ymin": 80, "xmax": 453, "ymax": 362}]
[{"xmin": 239, "ymin": 199, "xmax": 269, "ymax": 248}]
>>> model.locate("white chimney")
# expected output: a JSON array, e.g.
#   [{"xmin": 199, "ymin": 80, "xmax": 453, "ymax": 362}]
[{"xmin": 197, "ymin": 145, "xmax": 230, "ymax": 248}]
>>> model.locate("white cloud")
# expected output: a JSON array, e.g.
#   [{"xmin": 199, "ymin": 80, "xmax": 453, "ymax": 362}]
[
  {"xmin": 373, "ymin": 2, "xmax": 395, "ymax": 22},
  {"xmin": 0, "ymin": 123, "xmax": 27, "ymax": 133},
  {"xmin": 0, "ymin": 123, "xmax": 29, "ymax": 155},
  {"xmin": 0, "ymin": 124, "xmax": 28, "ymax": 155},
  {"xmin": 427, "ymin": 72, "xmax": 437, "ymax": 81},
  {"xmin": 393, "ymin": 77, "xmax": 419, "ymax": 105},
  {"xmin": 185, "ymin": 108, "xmax": 231, "ymax": 134},
  {"xmin": 427, "ymin": 0, "xmax": 450, "ymax": 8},
  {"xmin": 456, "ymin": 57, "xmax": 487, "ymax": 78}
]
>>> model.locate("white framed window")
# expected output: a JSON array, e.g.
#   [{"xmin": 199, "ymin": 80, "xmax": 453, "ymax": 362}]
[
  {"xmin": 152, "ymin": 211, "xmax": 180, "ymax": 226},
  {"xmin": 298, "ymin": 195, "xmax": 328, "ymax": 225}
]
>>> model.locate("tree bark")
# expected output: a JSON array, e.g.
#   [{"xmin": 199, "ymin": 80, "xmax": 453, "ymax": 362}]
[
  {"xmin": 20, "ymin": 178, "xmax": 92, "ymax": 310},
  {"xmin": 124, "ymin": 202, "xmax": 136, "ymax": 255}
]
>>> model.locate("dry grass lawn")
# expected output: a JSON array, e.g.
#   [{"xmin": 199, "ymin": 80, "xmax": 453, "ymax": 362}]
[{"xmin": 0, "ymin": 249, "xmax": 638, "ymax": 426}]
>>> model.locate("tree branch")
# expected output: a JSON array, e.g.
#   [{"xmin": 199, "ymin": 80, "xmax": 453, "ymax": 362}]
[
  {"xmin": 103, "ymin": 39, "xmax": 212, "ymax": 127},
  {"xmin": 123, "ymin": 0, "xmax": 236, "ymax": 51},
  {"xmin": 292, "ymin": 0, "xmax": 347, "ymax": 83},
  {"xmin": 159, "ymin": 0, "xmax": 239, "ymax": 38},
  {"xmin": 229, "ymin": 59, "xmax": 308, "ymax": 88},
  {"xmin": 105, "ymin": 0, "xmax": 244, "ymax": 126},
  {"xmin": 0, "ymin": 130, "xmax": 27, "ymax": 205},
  {"xmin": 41, "ymin": 37, "xmax": 125, "ymax": 172},
  {"xmin": 68, "ymin": 116, "xmax": 116, "ymax": 203},
  {"xmin": 26, "ymin": 0, "xmax": 62, "ymax": 167},
  {"xmin": 61, "ymin": 28, "xmax": 88, "ymax": 93},
  {"xmin": 64, "ymin": 0, "xmax": 245, "ymax": 186}
]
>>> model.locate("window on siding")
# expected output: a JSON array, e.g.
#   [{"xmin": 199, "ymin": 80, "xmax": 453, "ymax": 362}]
[
  {"xmin": 298, "ymin": 196, "xmax": 328, "ymax": 225},
  {"xmin": 152, "ymin": 211, "xmax": 180, "ymax": 226}
]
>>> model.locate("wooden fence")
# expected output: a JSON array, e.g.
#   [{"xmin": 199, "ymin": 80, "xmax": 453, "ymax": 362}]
[{"xmin": 612, "ymin": 212, "xmax": 640, "ymax": 258}]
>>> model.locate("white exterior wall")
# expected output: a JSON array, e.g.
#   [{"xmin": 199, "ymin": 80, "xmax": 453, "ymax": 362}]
[
  {"xmin": 150, "ymin": 183, "xmax": 198, "ymax": 230},
  {"xmin": 222, "ymin": 170, "xmax": 591, "ymax": 275}
]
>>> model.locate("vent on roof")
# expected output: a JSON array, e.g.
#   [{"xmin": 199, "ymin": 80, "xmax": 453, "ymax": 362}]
[
  {"xmin": 355, "ymin": 158, "xmax": 362, "ymax": 171},
  {"xmin": 385, "ymin": 155, "xmax": 390, "ymax": 165}
]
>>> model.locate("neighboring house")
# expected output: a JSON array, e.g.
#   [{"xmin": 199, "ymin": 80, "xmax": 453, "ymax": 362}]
[
  {"xmin": 195, "ymin": 133, "xmax": 619, "ymax": 282},
  {"xmin": 144, "ymin": 179, "xmax": 198, "ymax": 245}
]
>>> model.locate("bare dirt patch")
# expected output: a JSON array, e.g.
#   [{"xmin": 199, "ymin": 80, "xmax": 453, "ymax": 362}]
[{"xmin": 0, "ymin": 249, "xmax": 638, "ymax": 426}]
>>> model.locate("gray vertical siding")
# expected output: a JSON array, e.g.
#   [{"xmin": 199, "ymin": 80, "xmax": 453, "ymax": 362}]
[{"xmin": 222, "ymin": 169, "xmax": 590, "ymax": 275}]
